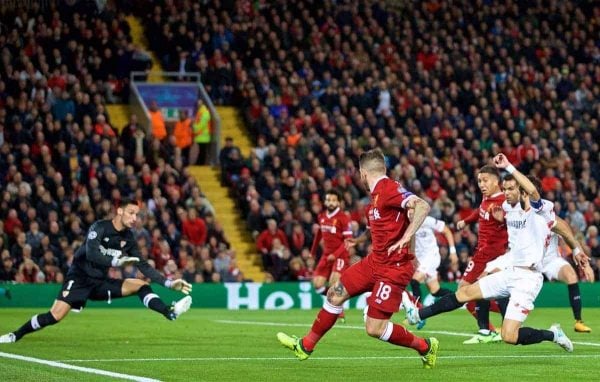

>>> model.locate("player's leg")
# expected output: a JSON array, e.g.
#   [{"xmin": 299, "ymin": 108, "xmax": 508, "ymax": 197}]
[
  {"xmin": 277, "ymin": 259, "xmax": 370, "ymax": 360},
  {"xmin": 554, "ymin": 262, "xmax": 591, "ymax": 332},
  {"xmin": 313, "ymin": 256, "xmax": 333, "ymax": 295},
  {"xmin": 410, "ymin": 272, "xmax": 425, "ymax": 301},
  {"xmin": 120, "ymin": 279, "xmax": 190, "ymax": 320},
  {"xmin": 0, "ymin": 280, "xmax": 81, "ymax": 345},
  {"xmin": 364, "ymin": 311, "xmax": 437, "ymax": 368},
  {"xmin": 328, "ymin": 269, "xmax": 346, "ymax": 322},
  {"xmin": 425, "ymin": 277, "xmax": 452, "ymax": 298}
]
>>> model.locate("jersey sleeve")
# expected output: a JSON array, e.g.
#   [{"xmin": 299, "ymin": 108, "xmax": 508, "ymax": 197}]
[
  {"xmin": 383, "ymin": 182, "xmax": 416, "ymax": 209},
  {"xmin": 84, "ymin": 222, "xmax": 113, "ymax": 267},
  {"xmin": 127, "ymin": 232, "xmax": 167, "ymax": 285},
  {"xmin": 432, "ymin": 218, "xmax": 446, "ymax": 233}
]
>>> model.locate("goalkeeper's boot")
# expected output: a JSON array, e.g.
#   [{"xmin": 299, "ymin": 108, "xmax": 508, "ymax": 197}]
[
  {"xmin": 550, "ymin": 324, "xmax": 573, "ymax": 352},
  {"xmin": 574, "ymin": 320, "xmax": 591, "ymax": 333},
  {"xmin": 167, "ymin": 296, "xmax": 192, "ymax": 320},
  {"xmin": 276, "ymin": 332, "xmax": 312, "ymax": 360},
  {"xmin": 421, "ymin": 337, "xmax": 439, "ymax": 369},
  {"xmin": 462, "ymin": 330, "xmax": 502, "ymax": 344},
  {"xmin": 0, "ymin": 333, "xmax": 16, "ymax": 344}
]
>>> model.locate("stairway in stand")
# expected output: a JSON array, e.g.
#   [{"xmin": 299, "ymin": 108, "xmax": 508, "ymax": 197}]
[{"xmin": 188, "ymin": 166, "xmax": 264, "ymax": 282}]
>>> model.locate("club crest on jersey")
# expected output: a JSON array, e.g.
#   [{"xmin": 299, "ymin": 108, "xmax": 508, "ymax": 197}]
[
  {"xmin": 120, "ymin": 241, "xmax": 126, "ymax": 248},
  {"xmin": 62, "ymin": 291, "xmax": 69, "ymax": 298}
]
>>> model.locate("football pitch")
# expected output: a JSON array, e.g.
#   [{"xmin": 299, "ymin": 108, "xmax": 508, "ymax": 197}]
[{"xmin": 0, "ymin": 307, "xmax": 598, "ymax": 381}]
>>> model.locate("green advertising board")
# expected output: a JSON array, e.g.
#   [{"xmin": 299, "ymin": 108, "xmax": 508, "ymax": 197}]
[{"xmin": 1, "ymin": 282, "xmax": 599, "ymax": 309}]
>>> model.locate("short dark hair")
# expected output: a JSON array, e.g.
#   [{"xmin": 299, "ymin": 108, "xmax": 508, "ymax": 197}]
[
  {"xmin": 117, "ymin": 197, "xmax": 139, "ymax": 208},
  {"xmin": 325, "ymin": 189, "xmax": 341, "ymax": 201},
  {"xmin": 478, "ymin": 165, "xmax": 500, "ymax": 178},
  {"xmin": 502, "ymin": 174, "xmax": 524, "ymax": 192}
]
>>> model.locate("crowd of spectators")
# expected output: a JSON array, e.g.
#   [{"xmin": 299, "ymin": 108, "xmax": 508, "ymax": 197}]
[
  {"xmin": 0, "ymin": 1, "xmax": 236, "ymax": 285},
  {"xmin": 141, "ymin": 0, "xmax": 600, "ymax": 282}
]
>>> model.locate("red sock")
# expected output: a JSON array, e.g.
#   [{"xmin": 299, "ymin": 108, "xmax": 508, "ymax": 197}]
[
  {"xmin": 302, "ymin": 301, "xmax": 342, "ymax": 351},
  {"xmin": 381, "ymin": 322, "xmax": 429, "ymax": 354},
  {"xmin": 490, "ymin": 299, "xmax": 501, "ymax": 313}
]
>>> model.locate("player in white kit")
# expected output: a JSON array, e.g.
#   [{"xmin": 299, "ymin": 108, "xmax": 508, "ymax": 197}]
[
  {"xmin": 410, "ymin": 216, "xmax": 458, "ymax": 303},
  {"xmin": 484, "ymin": 157, "xmax": 593, "ymax": 332},
  {"xmin": 402, "ymin": 154, "xmax": 573, "ymax": 351}
]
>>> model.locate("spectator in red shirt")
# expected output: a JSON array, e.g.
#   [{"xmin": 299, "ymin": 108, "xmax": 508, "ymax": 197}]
[
  {"xmin": 256, "ymin": 219, "xmax": 289, "ymax": 256},
  {"xmin": 4, "ymin": 209, "xmax": 23, "ymax": 239},
  {"xmin": 517, "ymin": 136, "xmax": 540, "ymax": 163},
  {"xmin": 541, "ymin": 168, "xmax": 561, "ymax": 193},
  {"xmin": 181, "ymin": 209, "xmax": 207, "ymax": 246}
]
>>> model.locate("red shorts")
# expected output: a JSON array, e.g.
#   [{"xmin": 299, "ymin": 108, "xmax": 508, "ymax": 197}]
[
  {"xmin": 314, "ymin": 254, "xmax": 349, "ymax": 279},
  {"xmin": 341, "ymin": 256, "xmax": 414, "ymax": 317},
  {"xmin": 462, "ymin": 247, "xmax": 505, "ymax": 284}
]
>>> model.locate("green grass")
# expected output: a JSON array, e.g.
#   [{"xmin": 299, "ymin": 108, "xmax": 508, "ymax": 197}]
[{"xmin": 0, "ymin": 307, "xmax": 598, "ymax": 381}]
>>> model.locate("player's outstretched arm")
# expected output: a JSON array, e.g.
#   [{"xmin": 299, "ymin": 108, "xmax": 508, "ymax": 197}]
[
  {"xmin": 493, "ymin": 153, "xmax": 540, "ymax": 200},
  {"xmin": 552, "ymin": 217, "xmax": 589, "ymax": 267},
  {"xmin": 388, "ymin": 197, "xmax": 430, "ymax": 254}
]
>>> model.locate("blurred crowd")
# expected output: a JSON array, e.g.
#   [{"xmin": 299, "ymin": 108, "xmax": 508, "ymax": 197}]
[
  {"xmin": 139, "ymin": 0, "xmax": 600, "ymax": 282},
  {"xmin": 0, "ymin": 1, "xmax": 237, "ymax": 285}
]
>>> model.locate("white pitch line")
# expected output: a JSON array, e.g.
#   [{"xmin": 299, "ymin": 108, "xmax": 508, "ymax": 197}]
[
  {"xmin": 214, "ymin": 319, "xmax": 600, "ymax": 347},
  {"xmin": 0, "ymin": 351, "xmax": 160, "ymax": 382},
  {"xmin": 57, "ymin": 354, "xmax": 600, "ymax": 363}
]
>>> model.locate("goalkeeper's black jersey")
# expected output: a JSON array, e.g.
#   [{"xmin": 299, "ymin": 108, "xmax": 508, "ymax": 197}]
[{"xmin": 68, "ymin": 219, "xmax": 165, "ymax": 284}]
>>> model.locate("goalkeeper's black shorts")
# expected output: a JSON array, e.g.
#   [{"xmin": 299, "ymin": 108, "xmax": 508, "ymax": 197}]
[{"xmin": 57, "ymin": 276, "xmax": 124, "ymax": 310}]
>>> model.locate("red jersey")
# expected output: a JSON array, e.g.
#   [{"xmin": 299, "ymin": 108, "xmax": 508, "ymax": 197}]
[
  {"xmin": 366, "ymin": 177, "xmax": 416, "ymax": 265},
  {"xmin": 464, "ymin": 191, "xmax": 508, "ymax": 260},
  {"xmin": 311, "ymin": 208, "xmax": 352, "ymax": 257}
]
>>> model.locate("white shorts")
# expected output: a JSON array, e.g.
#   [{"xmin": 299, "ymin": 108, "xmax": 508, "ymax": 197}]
[
  {"xmin": 478, "ymin": 268, "xmax": 543, "ymax": 322},
  {"xmin": 542, "ymin": 256, "xmax": 569, "ymax": 281},
  {"xmin": 484, "ymin": 253, "xmax": 511, "ymax": 273},
  {"xmin": 415, "ymin": 253, "xmax": 441, "ymax": 283}
]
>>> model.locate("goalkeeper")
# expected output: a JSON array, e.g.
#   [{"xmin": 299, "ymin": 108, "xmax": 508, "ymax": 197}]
[{"xmin": 0, "ymin": 198, "xmax": 192, "ymax": 344}]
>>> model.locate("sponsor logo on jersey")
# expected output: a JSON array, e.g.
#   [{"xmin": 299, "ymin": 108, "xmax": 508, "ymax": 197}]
[
  {"xmin": 507, "ymin": 219, "xmax": 526, "ymax": 229},
  {"xmin": 99, "ymin": 245, "xmax": 122, "ymax": 258}
]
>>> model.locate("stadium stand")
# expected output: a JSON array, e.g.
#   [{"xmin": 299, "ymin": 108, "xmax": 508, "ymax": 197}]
[
  {"xmin": 0, "ymin": 1, "xmax": 238, "ymax": 284},
  {"xmin": 137, "ymin": 0, "xmax": 599, "ymax": 282}
]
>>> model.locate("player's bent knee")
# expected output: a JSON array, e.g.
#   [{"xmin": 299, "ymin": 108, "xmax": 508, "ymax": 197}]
[
  {"xmin": 561, "ymin": 266, "xmax": 578, "ymax": 284},
  {"xmin": 364, "ymin": 320, "xmax": 385, "ymax": 338}
]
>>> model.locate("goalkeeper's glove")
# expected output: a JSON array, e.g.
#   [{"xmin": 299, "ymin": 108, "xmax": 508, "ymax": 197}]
[
  {"xmin": 165, "ymin": 279, "xmax": 192, "ymax": 295},
  {"xmin": 111, "ymin": 256, "xmax": 140, "ymax": 267}
]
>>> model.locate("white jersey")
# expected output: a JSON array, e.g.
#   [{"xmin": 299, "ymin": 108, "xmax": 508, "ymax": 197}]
[
  {"xmin": 414, "ymin": 216, "xmax": 445, "ymax": 259},
  {"xmin": 503, "ymin": 201, "xmax": 555, "ymax": 270},
  {"xmin": 532, "ymin": 198, "xmax": 559, "ymax": 259}
]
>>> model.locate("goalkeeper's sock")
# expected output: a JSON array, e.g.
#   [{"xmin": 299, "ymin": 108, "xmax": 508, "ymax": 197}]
[
  {"xmin": 379, "ymin": 321, "xmax": 429, "ymax": 354},
  {"xmin": 516, "ymin": 327, "xmax": 554, "ymax": 345},
  {"xmin": 567, "ymin": 283, "xmax": 582, "ymax": 321},
  {"xmin": 138, "ymin": 285, "xmax": 170, "ymax": 317},
  {"xmin": 302, "ymin": 300, "xmax": 342, "ymax": 352},
  {"xmin": 497, "ymin": 297, "xmax": 509, "ymax": 318},
  {"xmin": 14, "ymin": 312, "xmax": 58, "ymax": 341},
  {"xmin": 410, "ymin": 280, "xmax": 422, "ymax": 301}
]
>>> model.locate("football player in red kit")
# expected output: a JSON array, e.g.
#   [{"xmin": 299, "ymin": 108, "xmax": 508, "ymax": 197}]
[
  {"xmin": 310, "ymin": 190, "xmax": 353, "ymax": 322},
  {"xmin": 456, "ymin": 165, "xmax": 509, "ymax": 343},
  {"xmin": 277, "ymin": 149, "xmax": 439, "ymax": 368}
]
